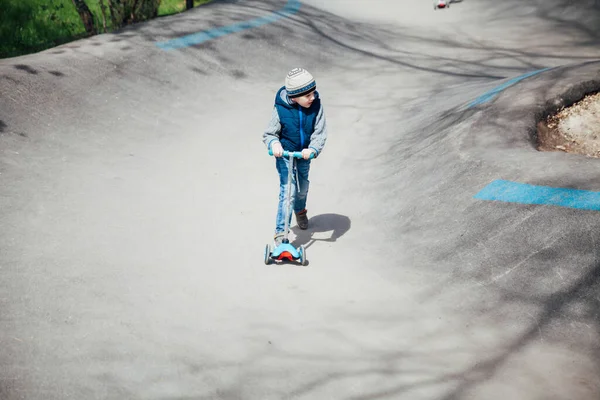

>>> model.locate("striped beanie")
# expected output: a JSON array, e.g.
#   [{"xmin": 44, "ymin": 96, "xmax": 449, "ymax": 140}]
[{"xmin": 285, "ymin": 68, "xmax": 316, "ymax": 98}]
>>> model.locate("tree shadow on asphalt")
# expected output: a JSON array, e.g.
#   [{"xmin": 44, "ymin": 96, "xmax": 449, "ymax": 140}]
[
  {"xmin": 212, "ymin": 0, "xmax": 598, "ymax": 80},
  {"xmin": 497, "ymin": 0, "xmax": 600, "ymax": 46},
  {"xmin": 166, "ymin": 241, "xmax": 600, "ymax": 398},
  {"xmin": 406, "ymin": 194, "xmax": 600, "ymax": 398},
  {"xmin": 363, "ymin": 66, "xmax": 600, "ymax": 400},
  {"xmin": 374, "ymin": 63, "xmax": 600, "ymax": 399},
  {"xmin": 5, "ymin": 0, "xmax": 600, "ymax": 101},
  {"xmin": 247, "ymin": 180, "xmax": 600, "ymax": 399},
  {"xmin": 35, "ymin": 0, "xmax": 595, "ymax": 84}
]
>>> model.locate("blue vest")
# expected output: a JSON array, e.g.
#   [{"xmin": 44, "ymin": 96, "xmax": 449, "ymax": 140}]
[{"xmin": 274, "ymin": 86, "xmax": 321, "ymax": 152}]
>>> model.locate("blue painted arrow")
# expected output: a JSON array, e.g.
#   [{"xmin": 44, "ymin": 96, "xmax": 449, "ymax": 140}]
[
  {"xmin": 475, "ymin": 180, "xmax": 600, "ymax": 211},
  {"xmin": 156, "ymin": 0, "xmax": 301, "ymax": 50},
  {"xmin": 467, "ymin": 68, "xmax": 551, "ymax": 108}
]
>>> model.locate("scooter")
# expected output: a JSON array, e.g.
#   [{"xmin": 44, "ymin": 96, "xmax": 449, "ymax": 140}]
[{"xmin": 264, "ymin": 149, "xmax": 314, "ymax": 266}]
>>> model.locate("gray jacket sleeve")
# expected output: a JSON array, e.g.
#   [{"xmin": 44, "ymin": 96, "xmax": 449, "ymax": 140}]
[
  {"xmin": 308, "ymin": 105, "xmax": 327, "ymax": 156},
  {"xmin": 262, "ymin": 107, "xmax": 281, "ymax": 150}
]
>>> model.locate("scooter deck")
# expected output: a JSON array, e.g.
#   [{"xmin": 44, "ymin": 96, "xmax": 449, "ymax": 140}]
[
  {"xmin": 264, "ymin": 242, "xmax": 307, "ymax": 265},
  {"xmin": 271, "ymin": 243, "xmax": 301, "ymax": 260}
]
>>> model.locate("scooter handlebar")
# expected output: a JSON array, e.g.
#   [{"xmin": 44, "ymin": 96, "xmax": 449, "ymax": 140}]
[{"xmin": 268, "ymin": 149, "xmax": 315, "ymax": 159}]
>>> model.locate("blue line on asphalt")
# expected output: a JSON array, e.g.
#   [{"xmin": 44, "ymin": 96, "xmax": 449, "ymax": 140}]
[
  {"xmin": 467, "ymin": 68, "xmax": 551, "ymax": 108},
  {"xmin": 156, "ymin": 0, "xmax": 301, "ymax": 50},
  {"xmin": 474, "ymin": 180, "xmax": 600, "ymax": 211}
]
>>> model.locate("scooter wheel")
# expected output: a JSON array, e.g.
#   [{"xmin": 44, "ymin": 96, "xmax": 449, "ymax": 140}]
[
  {"xmin": 264, "ymin": 244, "xmax": 272, "ymax": 265},
  {"xmin": 299, "ymin": 245, "xmax": 308, "ymax": 266}
]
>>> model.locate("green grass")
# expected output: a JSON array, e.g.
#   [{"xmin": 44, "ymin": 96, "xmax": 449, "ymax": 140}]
[
  {"xmin": 0, "ymin": 0, "xmax": 213, "ymax": 59},
  {"xmin": 0, "ymin": 0, "xmax": 86, "ymax": 58},
  {"xmin": 158, "ymin": 0, "xmax": 212, "ymax": 16}
]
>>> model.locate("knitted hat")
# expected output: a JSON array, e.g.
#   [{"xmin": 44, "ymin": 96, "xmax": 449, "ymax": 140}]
[{"xmin": 285, "ymin": 68, "xmax": 316, "ymax": 98}]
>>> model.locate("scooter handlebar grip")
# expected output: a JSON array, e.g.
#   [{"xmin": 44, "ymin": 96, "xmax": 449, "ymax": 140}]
[{"xmin": 268, "ymin": 150, "xmax": 315, "ymax": 159}]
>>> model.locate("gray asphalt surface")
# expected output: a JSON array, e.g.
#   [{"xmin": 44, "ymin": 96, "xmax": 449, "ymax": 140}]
[{"xmin": 2, "ymin": 0, "xmax": 600, "ymax": 399}]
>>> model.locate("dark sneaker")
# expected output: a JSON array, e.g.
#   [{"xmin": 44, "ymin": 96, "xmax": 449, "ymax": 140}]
[
  {"xmin": 274, "ymin": 233, "xmax": 285, "ymax": 247},
  {"xmin": 295, "ymin": 209, "xmax": 309, "ymax": 230}
]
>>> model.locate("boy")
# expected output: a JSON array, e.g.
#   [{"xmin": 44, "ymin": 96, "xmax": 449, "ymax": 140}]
[{"xmin": 262, "ymin": 68, "xmax": 328, "ymax": 247}]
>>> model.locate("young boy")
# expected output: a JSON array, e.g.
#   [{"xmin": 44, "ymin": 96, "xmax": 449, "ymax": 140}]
[{"xmin": 262, "ymin": 68, "xmax": 328, "ymax": 246}]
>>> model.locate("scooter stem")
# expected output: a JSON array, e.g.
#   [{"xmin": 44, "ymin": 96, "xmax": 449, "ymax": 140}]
[{"xmin": 283, "ymin": 152, "xmax": 294, "ymax": 243}]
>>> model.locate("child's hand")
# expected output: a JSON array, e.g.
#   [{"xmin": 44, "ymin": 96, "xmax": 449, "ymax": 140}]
[
  {"xmin": 271, "ymin": 142, "xmax": 284, "ymax": 157},
  {"xmin": 302, "ymin": 148, "xmax": 315, "ymax": 160}
]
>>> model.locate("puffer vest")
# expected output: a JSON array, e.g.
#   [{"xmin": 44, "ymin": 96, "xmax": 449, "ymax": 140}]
[{"xmin": 274, "ymin": 86, "xmax": 320, "ymax": 152}]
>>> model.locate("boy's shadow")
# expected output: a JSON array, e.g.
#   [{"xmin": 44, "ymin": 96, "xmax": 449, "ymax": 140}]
[{"xmin": 291, "ymin": 213, "xmax": 351, "ymax": 249}]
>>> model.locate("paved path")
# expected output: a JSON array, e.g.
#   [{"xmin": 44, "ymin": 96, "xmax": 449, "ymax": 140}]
[{"xmin": 1, "ymin": 0, "xmax": 600, "ymax": 398}]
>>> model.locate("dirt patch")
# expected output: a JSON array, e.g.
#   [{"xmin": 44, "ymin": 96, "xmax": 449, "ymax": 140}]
[{"xmin": 537, "ymin": 91, "xmax": 600, "ymax": 157}]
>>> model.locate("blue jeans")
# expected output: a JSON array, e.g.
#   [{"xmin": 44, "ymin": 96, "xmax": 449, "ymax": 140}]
[{"xmin": 275, "ymin": 156, "xmax": 311, "ymax": 234}]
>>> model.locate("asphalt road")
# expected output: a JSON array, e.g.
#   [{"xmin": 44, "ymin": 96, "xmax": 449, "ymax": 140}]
[{"xmin": 2, "ymin": 0, "xmax": 600, "ymax": 399}]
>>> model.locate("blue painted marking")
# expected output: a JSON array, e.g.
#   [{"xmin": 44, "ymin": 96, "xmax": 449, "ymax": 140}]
[
  {"xmin": 467, "ymin": 68, "xmax": 551, "ymax": 108},
  {"xmin": 156, "ymin": 0, "xmax": 301, "ymax": 50},
  {"xmin": 474, "ymin": 180, "xmax": 600, "ymax": 211}
]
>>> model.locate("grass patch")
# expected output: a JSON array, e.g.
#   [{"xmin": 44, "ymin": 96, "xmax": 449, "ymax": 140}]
[
  {"xmin": 0, "ymin": 0, "xmax": 213, "ymax": 59},
  {"xmin": 158, "ymin": 0, "xmax": 212, "ymax": 16},
  {"xmin": 0, "ymin": 0, "xmax": 86, "ymax": 58}
]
